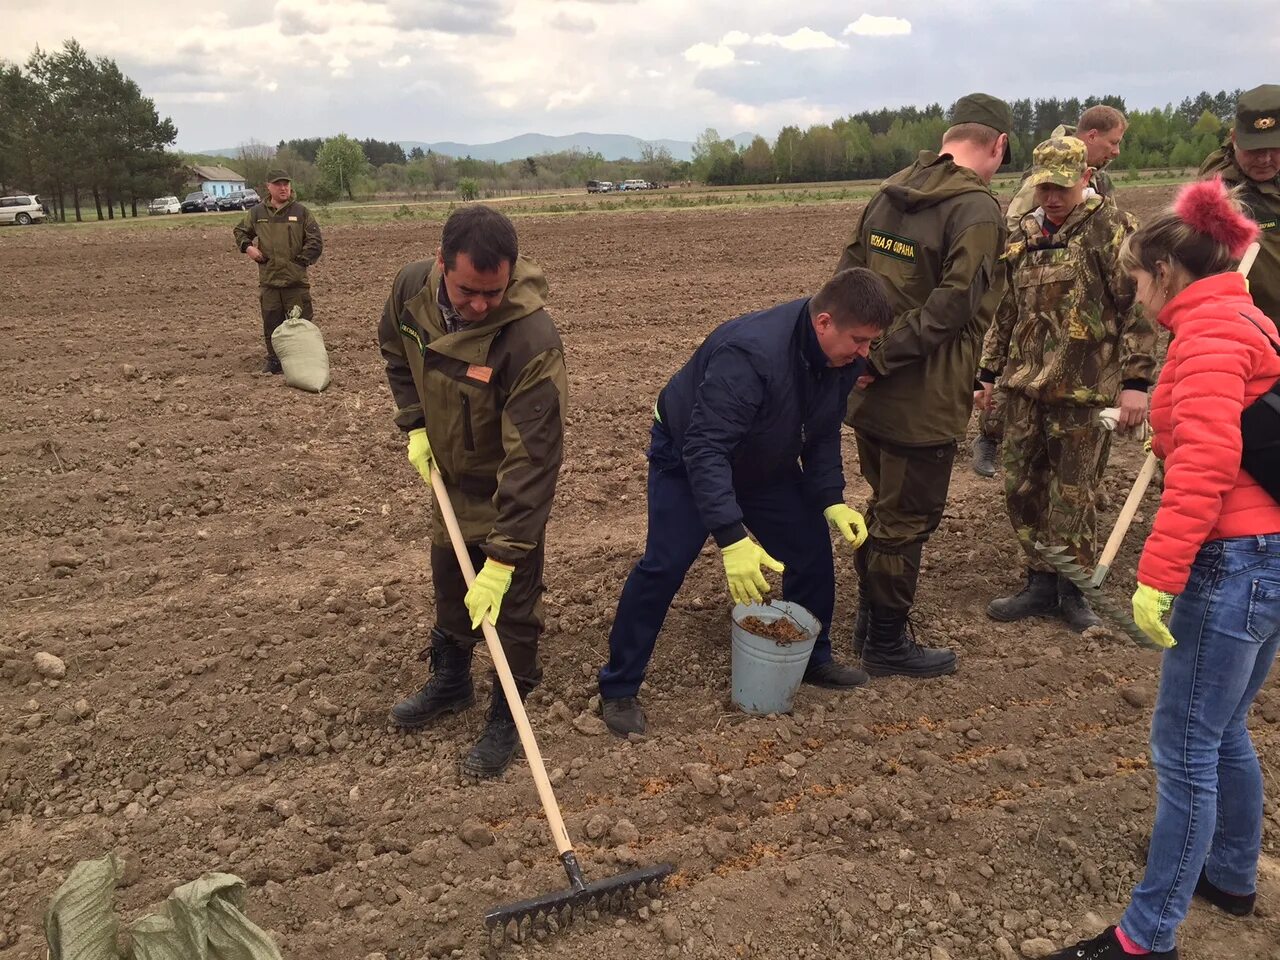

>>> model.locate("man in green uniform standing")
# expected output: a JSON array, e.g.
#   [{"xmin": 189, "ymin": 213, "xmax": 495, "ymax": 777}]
[
  {"xmin": 836, "ymin": 93, "xmax": 1011, "ymax": 679},
  {"xmin": 974, "ymin": 104, "xmax": 1129, "ymax": 478},
  {"xmin": 232, "ymin": 169, "xmax": 323, "ymax": 373},
  {"xmin": 977, "ymin": 137, "xmax": 1155, "ymax": 632},
  {"xmin": 1199, "ymin": 84, "xmax": 1280, "ymax": 322},
  {"xmin": 379, "ymin": 205, "xmax": 567, "ymax": 780}
]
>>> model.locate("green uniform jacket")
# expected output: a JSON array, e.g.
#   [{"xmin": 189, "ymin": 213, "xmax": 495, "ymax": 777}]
[
  {"xmin": 1200, "ymin": 144, "xmax": 1280, "ymax": 323},
  {"xmin": 981, "ymin": 196, "xmax": 1155, "ymax": 406},
  {"xmin": 838, "ymin": 150, "xmax": 1006, "ymax": 445},
  {"xmin": 378, "ymin": 257, "xmax": 568, "ymax": 564},
  {"xmin": 1005, "ymin": 124, "xmax": 1116, "ymax": 232},
  {"xmin": 232, "ymin": 200, "xmax": 323, "ymax": 288}
]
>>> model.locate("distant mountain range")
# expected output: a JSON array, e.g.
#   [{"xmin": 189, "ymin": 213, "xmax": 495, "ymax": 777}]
[{"xmin": 194, "ymin": 131, "xmax": 759, "ymax": 164}]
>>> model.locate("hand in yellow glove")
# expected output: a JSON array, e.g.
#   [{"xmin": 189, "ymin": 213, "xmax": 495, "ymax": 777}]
[
  {"xmin": 824, "ymin": 503, "xmax": 868, "ymax": 548},
  {"xmin": 465, "ymin": 558, "xmax": 514, "ymax": 629},
  {"xmin": 721, "ymin": 538, "xmax": 785, "ymax": 605},
  {"xmin": 1133, "ymin": 582, "xmax": 1177, "ymax": 649},
  {"xmin": 406, "ymin": 428, "xmax": 433, "ymax": 484}
]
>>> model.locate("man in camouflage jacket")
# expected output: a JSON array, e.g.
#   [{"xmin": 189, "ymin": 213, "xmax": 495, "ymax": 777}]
[
  {"xmin": 378, "ymin": 205, "xmax": 567, "ymax": 779},
  {"xmin": 978, "ymin": 137, "xmax": 1155, "ymax": 631}
]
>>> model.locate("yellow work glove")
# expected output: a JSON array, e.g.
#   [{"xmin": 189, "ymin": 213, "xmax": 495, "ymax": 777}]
[
  {"xmin": 406, "ymin": 428, "xmax": 433, "ymax": 484},
  {"xmin": 465, "ymin": 558, "xmax": 514, "ymax": 629},
  {"xmin": 824, "ymin": 503, "xmax": 868, "ymax": 548},
  {"xmin": 1133, "ymin": 582, "xmax": 1177, "ymax": 649},
  {"xmin": 721, "ymin": 538, "xmax": 785, "ymax": 606}
]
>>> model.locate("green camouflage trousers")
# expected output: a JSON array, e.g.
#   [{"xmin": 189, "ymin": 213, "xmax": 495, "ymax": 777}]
[
  {"xmin": 978, "ymin": 396, "xmax": 1005, "ymax": 441},
  {"xmin": 1002, "ymin": 393, "xmax": 1112, "ymax": 572}
]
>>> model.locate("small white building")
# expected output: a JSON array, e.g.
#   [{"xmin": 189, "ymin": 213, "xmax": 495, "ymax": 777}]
[{"xmin": 187, "ymin": 164, "xmax": 246, "ymax": 198}]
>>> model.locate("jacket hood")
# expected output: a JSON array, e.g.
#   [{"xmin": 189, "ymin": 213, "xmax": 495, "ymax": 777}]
[
  {"xmin": 881, "ymin": 150, "xmax": 995, "ymax": 213},
  {"xmin": 1157, "ymin": 271, "xmax": 1252, "ymax": 333}
]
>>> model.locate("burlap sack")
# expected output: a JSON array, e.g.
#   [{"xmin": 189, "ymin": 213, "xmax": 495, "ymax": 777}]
[{"xmin": 271, "ymin": 306, "xmax": 331, "ymax": 392}]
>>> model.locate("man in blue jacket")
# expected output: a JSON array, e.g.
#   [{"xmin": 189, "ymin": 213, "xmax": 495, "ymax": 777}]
[{"xmin": 598, "ymin": 268, "xmax": 894, "ymax": 736}]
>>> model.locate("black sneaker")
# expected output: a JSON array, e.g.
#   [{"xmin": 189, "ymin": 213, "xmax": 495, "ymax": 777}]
[
  {"xmin": 802, "ymin": 659, "xmax": 869, "ymax": 689},
  {"xmin": 602, "ymin": 696, "xmax": 646, "ymax": 737},
  {"xmin": 1047, "ymin": 927, "xmax": 1178, "ymax": 960},
  {"xmin": 1194, "ymin": 867, "xmax": 1256, "ymax": 916},
  {"xmin": 971, "ymin": 435, "xmax": 999, "ymax": 477}
]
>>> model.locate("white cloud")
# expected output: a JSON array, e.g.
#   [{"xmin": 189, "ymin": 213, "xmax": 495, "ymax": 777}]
[
  {"xmin": 684, "ymin": 41, "xmax": 736, "ymax": 70},
  {"xmin": 547, "ymin": 83, "xmax": 596, "ymax": 110},
  {"xmin": 843, "ymin": 14, "xmax": 911, "ymax": 37},
  {"xmin": 329, "ymin": 52, "xmax": 351, "ymax": 77},
  {"xmin": 752, "ymin": 27, "xmax": 846, "ymax": 51},
  {"xmin": 720, "ymin": 30, "xmax": 750, "ymax": 46},
  {"xmin": 378, "ymin": 54, "xmax": 411, "ymax": 68},
  {"xmin": 550, "ymin": 10, "xmax": 596, "ymax": 32}
]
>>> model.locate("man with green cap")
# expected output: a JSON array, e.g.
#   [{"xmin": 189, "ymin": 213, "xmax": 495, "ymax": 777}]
[
  {"xmin": 973, "ymin": 105, "xmax": 1130, "ymax": 479},
  {"xmin": 836, "ymin": 92, "xmax": 1011, "ymax": 679},
  {"xmin": 233, "ymin": 169, "xmax": 323, "ymax": 373},
  {"xmin": 1199, "ymin": 84, "xmax": 1280, "ymax": 322},
  {"xmin": 976, "ymin": 136, "xmax": 1155, "ymax": 631}
]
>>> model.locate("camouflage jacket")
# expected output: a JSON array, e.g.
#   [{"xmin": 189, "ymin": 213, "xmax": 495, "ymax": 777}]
[
  {"xmin": 1200, "ymin": 144, "xmax": 1280, "ymax": 323},
  {"xmin": 1005, "ymin": 124, "xmax": 1116, "ymax": 233},
  {"xmin": 981, "ymin": 195, "xmax": 1156, "ymax": 406}
]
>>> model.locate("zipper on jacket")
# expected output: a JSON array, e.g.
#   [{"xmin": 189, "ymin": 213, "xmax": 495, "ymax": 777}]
[{"xmin": 460, "ymin": 393, "xmax": 476, "ymax": 452}]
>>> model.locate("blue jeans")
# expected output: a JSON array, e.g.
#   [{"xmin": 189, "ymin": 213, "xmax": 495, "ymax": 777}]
[
  {"xmin": 1121, "ymin": 534, "xmax": 1280, "ymax": 952},
  {"xmin": 598, "ymin": 422, "xmax": 837, "ymax": 699}
]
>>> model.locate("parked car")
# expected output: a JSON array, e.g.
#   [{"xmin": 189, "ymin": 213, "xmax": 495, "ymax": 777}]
[
  {"xmin": 180, "ymin": 192, "xmax": 218, "ymax": 213},
  {"xmin": 0, "ymin": 194, "xmax": 46, "ymax": 225},
  {"xmin": 217, "ymin": 189, "xmax": 259, "ymax": 211},
  {"xmin": 621, "ymin": 179, "xmax": 650, "ymax": 191},
  {"xmin": 148, "ymin": 196, "xmax": 180, "ymax": 215}
]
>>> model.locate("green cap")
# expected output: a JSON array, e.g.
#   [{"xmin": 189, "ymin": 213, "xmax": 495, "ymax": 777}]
[
  {"xmin": 1234, "ymin": 84, "xmax": 1280, "ymax": 150},
  {"xmin": 951, "ymin": 92, "xmax": 1014, "ymax": 163},
  {"xmin": 265, "ymin": 168, "xmax": 292, "ymax": 183},
  {"xmin": 1026, "ymin": 136, "xmax": 1089, "ymax": 188}
]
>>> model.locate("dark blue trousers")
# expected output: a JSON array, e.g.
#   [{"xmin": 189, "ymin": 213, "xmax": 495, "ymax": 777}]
[{"xmin": 598, "ymin": 427, "xmax": 836, "ymax": 699}]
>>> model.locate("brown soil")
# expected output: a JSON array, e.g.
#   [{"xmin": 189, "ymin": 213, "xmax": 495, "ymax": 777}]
[
  {"xmin": 738, "ymin": 616, "xmax": 808, "ymax": 646},
  {"xmin": 1, "ymin": 185, "xmax": 1277, "ymax": 960}
]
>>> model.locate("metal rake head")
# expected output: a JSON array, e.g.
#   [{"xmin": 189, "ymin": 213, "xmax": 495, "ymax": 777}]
[
  {"xmin": 484, "ymin": 863, "xmax": 672, "ymax": 945},
  {"xmin": 1033, "ymin": 542, "xmax": 1161, "ymax": 649}
]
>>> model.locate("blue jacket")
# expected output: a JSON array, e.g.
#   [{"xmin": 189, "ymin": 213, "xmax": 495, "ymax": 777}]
[{"xmin": 655, "ymin": 299, "xmax": 864, "ymax": 546}]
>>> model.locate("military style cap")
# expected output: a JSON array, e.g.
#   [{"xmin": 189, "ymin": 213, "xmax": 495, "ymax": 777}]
[
  {"xmin": 265, "ymin": 168, "xmax": 292, "ymax": 183},
  {"xmin": 951, "ymin": 92, "xmax": 1014, "ymax": 163},
  {"xmin": 1235, "ymin": 84, "xmax": 1280, "ymax": 150},
  {"xmin": 1025, "ymin": 136, "xmax": 1089, "ymax": 188}
]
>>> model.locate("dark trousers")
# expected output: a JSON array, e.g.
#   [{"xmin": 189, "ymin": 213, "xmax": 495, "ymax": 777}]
[
  {"xmin": 598, "ymin": 425, "xmax": 835, "ymax": 699},
  {"xmin": 855, "ymin": 431, "xmax": 956, "ymax": 615},
  {"xmin": 432, "ymin": 540, "xmax": 545, "ymax": 687},
  {"xmin": 259, "ymin": 286, "xmax": 312, "ymax": 359}
]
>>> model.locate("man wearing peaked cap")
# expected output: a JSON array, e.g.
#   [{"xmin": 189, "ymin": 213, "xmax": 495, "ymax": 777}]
[
  {"xmin": 232, "ymin": 167, "xmax": 323, "ymax": 373},
  {"xmin": 977, "ymin": 136, "xmax": 1154, "ymax": 633},
  {"xmin": 1199, "ymin": 84, "xmax": 1280, "ymax": 322},
  {"xmin": 834, "ymin": 93, "xmax": 1011, "ymax": 681}
]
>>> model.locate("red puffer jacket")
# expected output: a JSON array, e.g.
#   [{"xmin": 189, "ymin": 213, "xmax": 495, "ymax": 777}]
[{"xmin": 1138, "ymin": 271, "xmax": 1280, "ymax": 594}]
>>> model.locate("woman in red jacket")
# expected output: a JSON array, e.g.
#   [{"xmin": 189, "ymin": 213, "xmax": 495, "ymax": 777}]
[{"xmin": 1049, "ymin": 178, "xmax": 1280, "ymax": 960}]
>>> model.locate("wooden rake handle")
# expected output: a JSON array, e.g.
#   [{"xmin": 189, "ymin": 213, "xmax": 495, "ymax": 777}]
[
  {"xmin": 1092, "ymin": 240, "xmax": 1262, "ymax": 586},
  {"xmin": 429, "ymin": 468, "xmax": 575, "ymax": 857}
]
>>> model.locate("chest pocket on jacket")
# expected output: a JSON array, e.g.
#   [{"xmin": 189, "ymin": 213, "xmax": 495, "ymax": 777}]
[{"xmin": 1017, "ymin": 254, "xmax": 1090, "ymax": 337}]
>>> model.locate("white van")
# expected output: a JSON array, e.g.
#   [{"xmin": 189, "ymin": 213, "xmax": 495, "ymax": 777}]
[
  {"xmin": 0, "ymin": 194, "xmax": 46, "ymax": 225},
  {"xmin": 621, "ymin": 179, "xmax": 649, "ymax": 191}
]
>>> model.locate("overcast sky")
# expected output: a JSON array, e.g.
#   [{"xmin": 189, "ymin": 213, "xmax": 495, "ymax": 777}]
[{"xmin": 3, "ymin": 0, "xmax": 1277, "ymax": 151}]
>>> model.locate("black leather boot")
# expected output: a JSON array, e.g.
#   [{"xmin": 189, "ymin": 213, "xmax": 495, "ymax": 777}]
[
  {"xmin": 861, "ymin": 609, "xmax": 958, "ymax": 679},
  {"xmin": 986, "ymin": 570, "xmax": 1059, "ymax": 622},
  {"xmin": 1058, "ymin": 577, "xmax": 1102, "ymax": 632},
  {"xmin": 460, "ymin": 680, "xmax": 530, "ymax": 779},
  {"xmin": 388, "ymin": 629, "xmax": 475, "ymax": 728},
  {"xmin": 971, "ymin": 435, "xmax": 999, "ymax": 477}
]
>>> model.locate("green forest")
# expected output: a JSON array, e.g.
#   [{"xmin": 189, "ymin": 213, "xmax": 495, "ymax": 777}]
[{"xmin": 0, "ymin": 38, "xmax": 1246, "ymax": 216}]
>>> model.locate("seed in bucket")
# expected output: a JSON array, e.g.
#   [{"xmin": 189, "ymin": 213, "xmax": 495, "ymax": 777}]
[{"xmin": 738, "ymin": 615, "xmax": 806, "ymax": 645}]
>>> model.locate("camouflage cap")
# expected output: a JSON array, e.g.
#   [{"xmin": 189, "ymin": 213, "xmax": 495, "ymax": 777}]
[
  {"xmin": 950, "ymin": 93, "xmax": 1014, "ymax": 163},
  {"xmin": 265, "ymin": 168, "xmax": 292, "ymax": 183},
  {"xmin": 1025, "ymin": 136, "xmax": 1089, "ymax": 189},
  {"xmin": 1234, "ymin": 84, "xmax": 1280, "ymax": 150}
]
